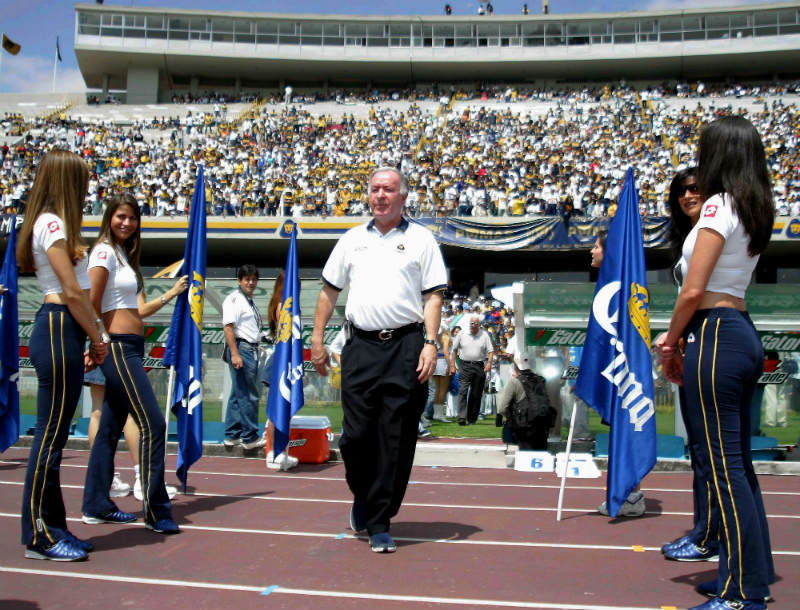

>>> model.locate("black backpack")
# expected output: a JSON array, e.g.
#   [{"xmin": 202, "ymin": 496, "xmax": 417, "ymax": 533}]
[{"xmin": 509, "ymin": 370, "xmax": 555, "ymax": 432}]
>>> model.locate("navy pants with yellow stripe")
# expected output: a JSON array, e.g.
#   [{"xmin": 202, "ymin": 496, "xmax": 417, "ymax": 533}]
[
  {"xmin": 21, "ymin": 305, "xmax": 85, "ymax": 547},
  {"xmin": 677, "ymin": 386, "xmax": 721, "ymax": 549},
  {"xmin": 682, "ymin": 308, "xmax": 774, "ymax": 601},
  {"xmin": 82, "ymin": 334, "xmax": 172, "ymax": 524}
]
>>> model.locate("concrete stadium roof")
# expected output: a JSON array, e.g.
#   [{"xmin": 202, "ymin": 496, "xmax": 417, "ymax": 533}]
[{"xmin": 74, "ymin": 2, "xmax": 800, "ymax": 95}]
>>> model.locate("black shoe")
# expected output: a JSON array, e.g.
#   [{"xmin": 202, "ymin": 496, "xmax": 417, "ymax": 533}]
[{"xmin": 458, "ymin": 419, "xmax": 467, "ymax": 426}]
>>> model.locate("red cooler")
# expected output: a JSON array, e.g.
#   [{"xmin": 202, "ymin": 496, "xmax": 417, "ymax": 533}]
[{"xmin": 287, "ymin": 415, "xmax": 332, "ymax": 463}]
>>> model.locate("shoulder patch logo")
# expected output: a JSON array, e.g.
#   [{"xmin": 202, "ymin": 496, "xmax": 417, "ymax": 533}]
[
  {"xmin": 703, "ymin": 204, "xmax": 718, "ymax": 218},
  {"xmin": 97, "ymin": 251, "xmax": 107, "ymax": 260},
  {"xmin": 47, "ymin": 220, "xmax": 60, "ymax": 233}
]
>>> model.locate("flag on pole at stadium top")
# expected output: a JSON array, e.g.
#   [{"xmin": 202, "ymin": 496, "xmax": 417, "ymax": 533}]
[
  {"xmin": 162, "ymin": 166, "xmax": 207, "ymax": 488},
  {"xmin": 2, "ymin": 34, "xmax": 21, "ymax": 56},
  {"xmin": 267, "ymin": 223, "xmax": 304, "ymax": 459},
  {"xmin": 0, "ymin": 217, "xmax": 20, "ymax": 453},
  {"xmin": 56, "ymin": 36, "xmax": 62, "ymax": 62},
  {"xmin": 575, "ymin": 167, "xmax": 656, "ymax": 517}
]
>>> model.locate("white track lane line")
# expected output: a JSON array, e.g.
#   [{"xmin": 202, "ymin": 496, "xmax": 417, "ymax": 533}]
[
  {"xmin": 1, "ymin": 480, "xmax": 799, "ymax": 521},
  {"xmin": 1, "ymin": 512, "xmax": 798, "ymax": 555},
  {"xmin": 0, "ymin": 565, "xmax": 678, "ymax": 610},
  {"xmin": 3, "ymin": 453, "xmax": 798, "ymax": 497}
]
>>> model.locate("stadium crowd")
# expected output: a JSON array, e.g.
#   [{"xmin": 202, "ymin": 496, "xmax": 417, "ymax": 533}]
[{"xmin": 1, "ymin": 80, "xmax": 799, "ymax": 219}]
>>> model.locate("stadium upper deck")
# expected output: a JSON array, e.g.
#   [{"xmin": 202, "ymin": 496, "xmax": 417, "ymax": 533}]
[{"xmin": 74, "ymin": 2, "xmax": 800, "ymax": 103}]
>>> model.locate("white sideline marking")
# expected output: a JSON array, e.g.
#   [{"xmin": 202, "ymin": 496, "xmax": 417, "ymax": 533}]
[
  {"xmin": 0, "ymin": 512, "xmax": 798, "ymax": 555},
  {"xmin": 0, "ymin": 566, "xmax": 671, "ymax": 610},
  {"xmin": 1, "ymin": 479, "xmax": 799, "ymax": 521}
]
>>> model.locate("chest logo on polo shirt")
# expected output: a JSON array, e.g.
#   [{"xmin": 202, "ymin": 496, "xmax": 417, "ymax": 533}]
[{"xmin": 396, "ymin": 243, "xmax": 405, "ymax": 252}]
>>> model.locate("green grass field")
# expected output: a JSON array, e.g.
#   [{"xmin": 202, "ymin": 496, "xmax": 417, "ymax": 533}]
[{"xmin": 19, "ymin": 397, "xmax": 799, "ymax": 446}]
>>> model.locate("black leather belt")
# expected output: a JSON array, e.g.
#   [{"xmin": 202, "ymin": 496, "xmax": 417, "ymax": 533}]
[
  {"xmin": 352, "ymin": 322, "xmax": 422, "ymax": 341},
  {"xmin": 461, "ymin": 360, "xmax": 485, "ymax": 366},
  {"xmin": 236, "ymin": 338, "xmax": 259, "ymax": 347}
]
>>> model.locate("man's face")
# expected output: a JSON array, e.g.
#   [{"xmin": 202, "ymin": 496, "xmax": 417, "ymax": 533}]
[
  {"xmin": 470, "ymin": 320, "xmax": 480, "ymax": 335},
  {"xmin": 369, "ymin": 170, "xmax": 406, "ymax": 227},
  {"xmin": 238, "ymin": 274, "xmax": 258, "ymax": 298}
]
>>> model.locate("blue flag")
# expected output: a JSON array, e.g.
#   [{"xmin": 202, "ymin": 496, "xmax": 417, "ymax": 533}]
[
  {"xmin": 267, "ymin": 224, "xmax": 304, "ymax": 458},
  {"xmin": 575, "ymin": 167, "xmax": 656, "ymax": 517},
  {"xmin": 162, "ymin": 167, "xmax": 207, "ymax": 488},
  {"xmin": 0, "ymin": 216, "xmax": 19, "ymax": 452}
]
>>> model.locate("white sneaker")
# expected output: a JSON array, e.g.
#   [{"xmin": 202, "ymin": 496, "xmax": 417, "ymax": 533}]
[
  {"xmin": 109, "ymin": 472, "xmax": 131, "ymax": 498},
  {"xmin": 241, "ymin": 438, "xmax": 267, "ymax": 450},
  {"xmin": 134, "ymin": 476, "xmax": 177, "ymax": 501},
  {"xmin": 266, "ymin": 451, "xmax": 299, "ymax": 471}
]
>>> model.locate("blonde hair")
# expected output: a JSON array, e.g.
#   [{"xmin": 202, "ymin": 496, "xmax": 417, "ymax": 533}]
[{"xmin": 17, "ymin": 150, "xmax": 89, "ymax": 272}]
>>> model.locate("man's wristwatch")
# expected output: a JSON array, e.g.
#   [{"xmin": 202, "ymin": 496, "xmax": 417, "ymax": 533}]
[{"xmin": 424, "ymin": 339, "xmax": 437, "ymax": 347}]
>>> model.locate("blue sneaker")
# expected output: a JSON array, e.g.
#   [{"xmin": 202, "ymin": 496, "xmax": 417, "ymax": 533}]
[
  {"xmin": 349, "ymin": 499, "xmax": 367, "ymax": 533},
  {"xmin": 369, "ymin": 532, "xmax": 397, "ymax": 553},
  {"xmin": 689, "ymin": 597, "xmax": 766, "ymax": 610},
  {"xmin": 64, "ymin": 531, "xmax": 94, "ymax": 552},
  {"xmin": 661, "ymin": 534, "xmax": 692, "ymax": 554},
  {"xmin": 665, "ymin": 540, "xmax": 719, "ymax": 561},
  {"xmin": 25, "ymin": 539, "xmax": 87, "ymax": 562},
  {"xmin": 82, "ymin": 509, "xmax": 137, "ymax": 525},
  {"xmin": 697, "ymin": 581, "xmax": 773, "ymax": 604},
  {"xmin": 145, "ymin": 518, "xmax": 180, "ymax": 534}
]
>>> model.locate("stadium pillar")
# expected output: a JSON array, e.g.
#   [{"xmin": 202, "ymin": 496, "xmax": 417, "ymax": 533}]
[
  {"xmin": 235, "ymin": 77, "xmax": 241, "ymax": 95},
  {"xmin": 190, "ymin": 76, "xmax": 199, "ymax": 95},
  {"xmin": 126, "ymin": 66, "xmax": 159, "ymax": 104},
  {"xmin": 101, "ymin": 73, "xmax": 109, "ymax": 99}
]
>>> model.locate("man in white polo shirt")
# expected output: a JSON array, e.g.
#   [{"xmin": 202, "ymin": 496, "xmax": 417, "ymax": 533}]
[
  {"xmin": 222, "ymin": 264, "xmax": 264, "ymax": 451},
  {"xmin": 310, "ymin": 167, "xmax": 447, "ymax": 554},
  {"xmin": 450, "ymin": 315, "xmax": 494, "ymax": 425}
]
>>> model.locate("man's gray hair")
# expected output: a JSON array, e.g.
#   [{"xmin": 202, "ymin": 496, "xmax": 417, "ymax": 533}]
[{"xmin": 368, "ymin": 166, "xmax": 409, "ymax": 197}]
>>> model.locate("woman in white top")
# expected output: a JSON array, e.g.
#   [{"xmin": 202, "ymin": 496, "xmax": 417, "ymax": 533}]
[
  {"xmin": 81, "ymin": 193, "xmax": 186, "ymax": 535},
  {"xmin": 17, "ymin": 149, "xmax": 108, "ymax": 561},
  {"xmin": 656, "ymin": 117, "xmax": 774, "ymax": 610}
]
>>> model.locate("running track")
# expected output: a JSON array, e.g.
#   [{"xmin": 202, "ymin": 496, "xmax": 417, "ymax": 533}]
[{"xmin": 0, "ymin": 445, "xmax": 798, "ymax": 610}]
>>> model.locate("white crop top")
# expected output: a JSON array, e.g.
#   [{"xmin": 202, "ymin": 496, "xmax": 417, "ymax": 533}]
[
  {"xmin": 32, "ymin": 213, "xmax": 90, "ymax": 295},
  {"xmin": 88, "ymin": 241, "xmax": 141, "ymax": 313},
  {"xmin": 679, "ymin": 193, "xmax": 759, "ymax": 300}
]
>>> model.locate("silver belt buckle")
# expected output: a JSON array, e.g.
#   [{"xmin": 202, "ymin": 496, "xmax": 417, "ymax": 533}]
[{"xmin": 378, "ymin": 329, "xmax": 394, "ymax": 341}]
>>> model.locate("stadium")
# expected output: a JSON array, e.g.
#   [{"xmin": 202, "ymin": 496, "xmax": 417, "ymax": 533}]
[{"xmin": 1, "ymin": 2, "xmax": 800, "ymax": 607}]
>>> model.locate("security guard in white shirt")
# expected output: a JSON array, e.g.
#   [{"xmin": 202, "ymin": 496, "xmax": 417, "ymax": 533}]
[
  {"xmin": 311, "ymin": 167, "xmax": 447, "ymax": 553},
  {"xmin": 222, "ymin": 264, "xmax": 264, "ymax": 450}
]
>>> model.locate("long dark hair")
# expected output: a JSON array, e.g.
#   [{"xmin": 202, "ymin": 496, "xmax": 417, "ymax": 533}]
[
  {"xmin": 95, "ymin": 193, "xmax": 144, "ymax": 292},
  {"xmin": 268, "ymin": 271, "xmax": 285, "ymax": 336},
  {"xmin": 697, "ymin": 116, "xmax": 774, "ymax": 256},
  {"xmin": 667, "ymin": 166, "xmax": 698, "ymax": 260},
  {"xmin": 17, "ymin": 149, "xmax": 89, "ymax": 272}
]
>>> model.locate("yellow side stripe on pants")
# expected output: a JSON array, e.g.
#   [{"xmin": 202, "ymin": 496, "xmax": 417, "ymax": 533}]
[
  {"xmin": 110, "ymin": 342, "xmax": 156, "ymax": 523},
  {"xmin": 29, "ymin": 312, "xmax": 65, "ymax": 547}
]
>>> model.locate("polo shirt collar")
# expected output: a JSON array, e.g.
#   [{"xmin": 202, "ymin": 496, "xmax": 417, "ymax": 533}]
[{"xmin": 367, "ymin": 217, "xmax": 409, "ymax": 234}]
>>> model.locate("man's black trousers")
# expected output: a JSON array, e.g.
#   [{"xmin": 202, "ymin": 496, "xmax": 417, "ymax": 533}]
[{"xmin": 339, "ymin": 330, "xmax": 426, "ymax": 535}]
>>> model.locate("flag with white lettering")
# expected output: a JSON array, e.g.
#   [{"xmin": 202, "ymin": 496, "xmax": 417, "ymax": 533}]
[
  {"xmin": 267, "ymin": 224, "xmax": 304, "ymax": 459},
  {"xmin": 0, "ymin": 216, "xmax": 19, "ymax": 452},
  {"xmin": 575, "ymin": 167, "xmax": 656, "ymax": 517},
  {"xmin": 162, "ymin": 167, "xmax": 206, "ymax": 488}
]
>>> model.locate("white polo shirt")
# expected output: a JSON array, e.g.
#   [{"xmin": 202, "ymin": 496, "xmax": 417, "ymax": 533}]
[
  {"xmin": 679, "ymin": 193, "xmax": 759, "ymax": 299},
  {"xmin": 89, "ymin": 241, "xmax": 140, "ymax": 313},
  {"xmin": 322, "ymin": 218, "xmax": 447, "ymax": 331},
  {"xmin": 222, "ymin": 289, "xmax": 263, "ymax": 344},
  {"xmin": 32, "ymin": 213, "xmax": 90, "ymax": 295}
]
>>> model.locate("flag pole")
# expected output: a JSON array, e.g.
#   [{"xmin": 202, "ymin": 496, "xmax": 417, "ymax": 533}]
[
  {"xmin": 556, "ymin": 399, "xmax": 579, "ymax": 521},
  {"xmin": 51, "ymin": 44, "xmax": 58, "ymax": 93},
  {"xmin": 164, "ymin": 365, "xmax": 176, "ymax": 463}
]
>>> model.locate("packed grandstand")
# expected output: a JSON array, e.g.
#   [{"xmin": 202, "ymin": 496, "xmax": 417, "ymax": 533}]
[{"xmin": 2, "ymin": 79, "xmax": 799, "ymax": 222}]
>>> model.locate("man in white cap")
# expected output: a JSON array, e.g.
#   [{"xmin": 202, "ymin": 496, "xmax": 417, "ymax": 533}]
[{"xmin": 497, "ymin": 351, "xmax": 554, "ymax": 450}]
